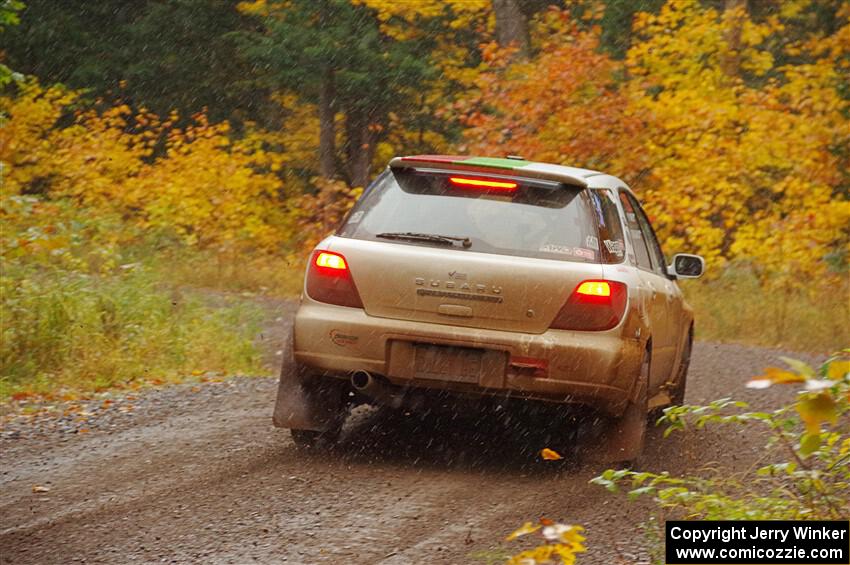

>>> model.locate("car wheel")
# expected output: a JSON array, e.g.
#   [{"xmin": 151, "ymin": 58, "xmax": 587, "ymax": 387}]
[
  {"xmin": 290, "ymin": 425, "xmax": 341, "ymax": 448},
  {"xmin": 628, "ymin": 349, "xmax": 650, "ymax": 460},
  {"xmin": 669, "ymin": 331, "xmax": 692, "ymax": 407}
]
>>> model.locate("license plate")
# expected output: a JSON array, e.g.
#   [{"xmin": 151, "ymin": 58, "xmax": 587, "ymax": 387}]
[{"xmin": 413, "ymin": 344, "xmax": 484, "ymax": 383}]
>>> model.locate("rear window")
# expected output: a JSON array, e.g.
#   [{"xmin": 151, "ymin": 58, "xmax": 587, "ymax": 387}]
[{"xmin": 337, "ymin": 168, "xmax": 612, "ymax": 263}]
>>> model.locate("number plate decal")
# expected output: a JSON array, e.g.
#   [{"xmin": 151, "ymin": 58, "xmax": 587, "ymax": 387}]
[{"xmin": 413, "ymin": 344, "xmax": 483, "ymax": 383}]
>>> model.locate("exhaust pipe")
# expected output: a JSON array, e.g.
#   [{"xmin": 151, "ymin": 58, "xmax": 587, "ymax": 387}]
[
  {"xmin": 351, "ymin": 370, "xmax": 373, "ymax": 391},
  {"xmin": 350, "ymin": 371, "xmax": 403, "ymax": 409}
]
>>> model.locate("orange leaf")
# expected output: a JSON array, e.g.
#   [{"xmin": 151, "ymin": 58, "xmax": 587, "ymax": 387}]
[{"xmin": 747, "ymin": 367, "xmax": 806, "ymax": 389}]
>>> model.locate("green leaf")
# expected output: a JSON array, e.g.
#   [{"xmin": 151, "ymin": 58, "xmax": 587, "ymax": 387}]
[
  {"xmin": 628, "ymin": 486, "xmax": 654, "ymax": 500},
  {"xmin": 780, "ymin": 357, "xmax": 815, "ymax": 378},
  {"xmin": 799, "ymin": 432, "xmax": 821, "ymax": 457}
]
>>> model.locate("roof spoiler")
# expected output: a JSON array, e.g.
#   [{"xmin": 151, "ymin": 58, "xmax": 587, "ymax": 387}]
[{"xmin": 388, "ymin": 156, "xmax": 589, "ymax": 188}]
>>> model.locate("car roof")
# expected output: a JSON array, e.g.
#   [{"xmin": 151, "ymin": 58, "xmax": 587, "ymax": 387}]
[{"xmin": 389, "ymin": 155, "xmax": 628, "ymax": 191}]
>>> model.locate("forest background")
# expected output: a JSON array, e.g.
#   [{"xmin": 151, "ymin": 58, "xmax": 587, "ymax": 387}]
[{"xmin": 1, "ymin": 0, "xmax": 848, "ymax": 398}]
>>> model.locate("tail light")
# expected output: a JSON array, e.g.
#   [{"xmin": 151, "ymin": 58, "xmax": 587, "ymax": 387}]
[
  {"xmin": 549, "ymin": 280, "xmax": 627, "ymax": 331},
  {"xmin": 449, "ymin": 176, "xmax": 518, "ymax": 191},
  {"xmin": 305, "ymin": 250, "xmax": 364, "ymax": 308}
]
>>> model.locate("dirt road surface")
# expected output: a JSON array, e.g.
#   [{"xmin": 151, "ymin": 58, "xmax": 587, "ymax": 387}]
[{"xmin": 1, "ymin": 300, "xmax": 822, "ymax": 564}]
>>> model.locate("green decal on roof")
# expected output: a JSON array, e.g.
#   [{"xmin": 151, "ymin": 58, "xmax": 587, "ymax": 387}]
[{"xmin": 457, "ymin": 156, "xmax": 533, "ymax": 169}]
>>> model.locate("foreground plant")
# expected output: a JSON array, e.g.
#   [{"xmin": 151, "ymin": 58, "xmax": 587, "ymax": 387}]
[
  {"xmin": 505, "ymin": 520, "xmax": 586, "ymax": 565},
  {"xmin": 592, "ymin": 352, "xmax": 850, "ymax": 520}
]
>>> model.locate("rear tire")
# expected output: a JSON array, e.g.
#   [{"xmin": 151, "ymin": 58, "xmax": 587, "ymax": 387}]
[
  {"xmin": 291, "ymin": 425, "xmax": 341, "ymax": 448},
  {"xmin": 627, "ymin": 350, "xmax": 650, "ymax": 463},
  {"xmin": 669, "ymin": 330, "xmax": 692, "ymax": 407}
]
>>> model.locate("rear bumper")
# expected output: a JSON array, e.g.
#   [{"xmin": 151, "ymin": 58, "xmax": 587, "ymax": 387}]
[{"xmin": 293, "ymin": 302, "xmax": 642, "ymax": 416}]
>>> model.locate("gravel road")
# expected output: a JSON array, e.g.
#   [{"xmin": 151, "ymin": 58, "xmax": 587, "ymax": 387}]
[{"xmin": 0, "ymin": 299, "xmax": 824, "ymax": 564}]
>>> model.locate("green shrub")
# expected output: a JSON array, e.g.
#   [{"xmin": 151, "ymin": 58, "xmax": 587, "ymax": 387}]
[
  {"xmin": 0, "ymin": 264, "xmax": 264, "ymax": 399},
  {"xmin": 592, "ymin": 353, "xmax": 850, "ymax": 521},
  {"xmin": 0, "ymin": 196, "xmax": 265, "ymax": 400}
]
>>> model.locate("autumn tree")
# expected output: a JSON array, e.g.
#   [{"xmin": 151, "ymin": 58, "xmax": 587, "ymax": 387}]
[
  {"xmin": 458, "ymin": 8, "xmax": 645, "ymax": 179},
  {"xmin": 237, "ymin": 0, "xmax": 440, "ymax": 186},
  {"xmin": 348, "ymin": 0, "xmax": 491, "ymax": 159},
  {"xmin": 0, "ymin": 0, "xmax": 24, "ymax": 85},
  {"xmin": 0, "ymin": 80, "xmax": 289, "ymax": 252},
  {"xmin": 2, "ymin": 0, "xmax": 265, "ymax": 125},
  {"xmin": 493, "ymin": 0, "xmax": 530, "ymax": 57},
  {"xmin": 626, "ymin": 0, "xmax": 849, "ymax": 284}
]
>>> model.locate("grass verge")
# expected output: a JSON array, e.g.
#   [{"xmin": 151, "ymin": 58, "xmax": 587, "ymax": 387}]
[
  {"xmin": 152, "ymin": 248, "xmax": 305, "ymax": 297},
  {"xmin": 683, "ymin": 268, "xmax": 849, "ymax": 353},
  {"xmin": 1, "ymin": 265, "xmax": 266, "ymax": 401}
]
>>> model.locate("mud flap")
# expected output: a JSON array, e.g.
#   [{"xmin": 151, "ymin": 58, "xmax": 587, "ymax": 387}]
[
  {"xmin": 272, "ymin": 331, "xmax": 345, "ymax": 432},
  {"xmin": 588, "ymin": 399, "xmax": 645, "ymax": 464},
  {"xmin": 585, "ymin": 359, "xmax": 648, "ymax": 466}
]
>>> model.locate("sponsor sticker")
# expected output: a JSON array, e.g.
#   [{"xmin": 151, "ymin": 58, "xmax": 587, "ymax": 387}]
[
  {"xmin": 603, "ymin": 239, "xmax": 625, "ymax": 257},
  {"xmin": 539, "ymin": 243, "xmax": 574, "ymax": 255},
  {"xmin": 329, "ymin": 329, "xmax": 358, "ymax": 347},
  {"xmin": 573, "ymin": 247, "xmax": 596, "ymax": 260}
]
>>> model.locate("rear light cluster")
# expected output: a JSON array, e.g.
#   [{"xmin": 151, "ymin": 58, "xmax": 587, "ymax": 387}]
[
  {"xmin": 306, "ymin": 251, "xmax": 625, "ymax": 331},
  {"xmin": 549, "ymin": 280, "xmax": 627, "ymax": 331},
  {"xmin": 305, "ymin": 250, "xmax": 364, "ymax": 308}
]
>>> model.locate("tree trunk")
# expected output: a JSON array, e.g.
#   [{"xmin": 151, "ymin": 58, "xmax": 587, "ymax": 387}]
[
  {"xmin": 721, "ymin": 0, "xmax": 748, "ymax": 77},
  {"xmin": 318, "ymin": 69, "xmax": 337, "ymax": 179},
  {"xmin": 344, "ymin": 110, "xmax": 377, "ymax": 188},
  {"xmin": 492, "ymin": 0, "xmax": 529, "ymax": 58}
]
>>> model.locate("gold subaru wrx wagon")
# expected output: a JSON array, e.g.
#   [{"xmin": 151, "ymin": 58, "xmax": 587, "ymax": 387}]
[{"xmin": 274, "ymin": 155, "xmax": 704, "ymax": 461}]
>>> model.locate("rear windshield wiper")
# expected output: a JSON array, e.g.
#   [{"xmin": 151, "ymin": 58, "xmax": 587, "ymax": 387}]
[{"xmin": 376, "ymin": 232, "xmax": 472, "ymax": 248}]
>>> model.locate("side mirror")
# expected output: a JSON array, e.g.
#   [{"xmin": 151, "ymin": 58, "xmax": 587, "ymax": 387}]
[{"xmin": 667, "ymin": 253, "xmax": 705, "ymax": 279}]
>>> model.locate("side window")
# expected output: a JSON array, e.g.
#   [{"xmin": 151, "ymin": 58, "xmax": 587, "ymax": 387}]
[
  {"xmin": 618, "ymin": 191, "xmax": 653, "ymax": 270},
  {"xmin": 588, "ymin": 189, "xmax": 626, "ymax": 263},
  {"xmin": 626, "ymin": 193, "xmax": 667, "ymax": 276}
]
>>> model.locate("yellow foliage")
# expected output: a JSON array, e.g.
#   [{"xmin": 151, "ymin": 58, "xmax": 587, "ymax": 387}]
[
  {"xmin": 506, "ymin": 521, "xmax": 586, "ymax": 565},
  {"xmin": 0, "ymin": 80, "xmax": 77, "ymax": 191},
  {"xmin": 505, "ymin": 521, "xmax": 541, "ymax": 542},
  {"xmin": 1, "ymin": 79, "xmax": 290, "ymax": 253},
  {"xmin": 125, "ymin": 116, "xmax": 287, "ymax": 249},
  {"xmin": 797, "ymin": 392, "xmax": 839, "ymax": 434},
  {"xmin": 288, "ymin": 178, "xmax": 362, "ymax": 257},
  {"xmin": 626, "ymin": 0, "xmax": 849, "ymax": 286},
  {"xmin": 352, "ymin": 0, "xmax": 490, "ymax": 41}
]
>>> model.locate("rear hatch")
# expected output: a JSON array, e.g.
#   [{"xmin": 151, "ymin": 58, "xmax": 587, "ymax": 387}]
[{"xmin": 330, "ymin": 167, "xmax": 608, "ymax": 334}]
